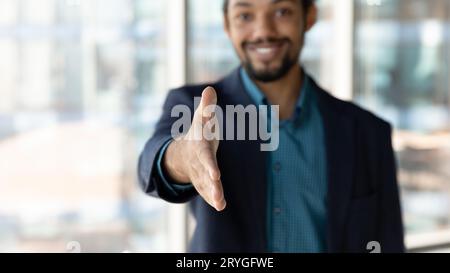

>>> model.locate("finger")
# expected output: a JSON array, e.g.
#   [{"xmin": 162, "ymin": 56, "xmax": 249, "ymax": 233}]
[
  {"xmin": 191, "ymin": 148, "xmax": 225, "ymax": 211},
  {"xmin": 197, "ymin": 145, "xmax": 221, "ymax": 181},
  {"xmin": 197, "ymin": 144, "xmax": 224, "ymax": 210},
  {"xmin": 201, "ymin": 171, "xmax": 226, "ymax": 212},
  {"xmin": 212, "ymin": 179, "xmax": 226, "ymax": 211},
  {"xmin": 191, "ymin": 160, "xmax": 219, "ymax": 205},
  {"xmin": 195, "ymin": 183, "xmax": 217, "ymax": 210}
]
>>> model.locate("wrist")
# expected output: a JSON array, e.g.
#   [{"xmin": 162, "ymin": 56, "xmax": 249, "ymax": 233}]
[{"xmin": 164, "ymin": 139, "xmax": 191, "ymax": 184}]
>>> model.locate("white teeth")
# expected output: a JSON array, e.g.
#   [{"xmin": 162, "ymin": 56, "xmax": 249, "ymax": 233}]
[{"xmin": 255, "ymin": 48, "xmax": 273, "ymax": 54}]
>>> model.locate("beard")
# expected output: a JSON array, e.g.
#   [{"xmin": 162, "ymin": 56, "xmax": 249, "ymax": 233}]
[
  {"xmin": 241, "ymin": 38, "xmax": 299, "ymax": 83},
  {"xmin": 243, "ymin": 53, "xmax": 297, "ymax": 83}
]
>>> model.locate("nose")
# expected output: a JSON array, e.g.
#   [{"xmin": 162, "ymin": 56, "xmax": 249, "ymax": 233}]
[{"xmin": 251, "ymin": 14, "xmax": 277, "ymax": 42}]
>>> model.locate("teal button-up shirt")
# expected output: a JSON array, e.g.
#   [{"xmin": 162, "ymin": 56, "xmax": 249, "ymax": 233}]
[{"xmin": 240, "ymin": 68, "xmax": 328, "ymax": 253}]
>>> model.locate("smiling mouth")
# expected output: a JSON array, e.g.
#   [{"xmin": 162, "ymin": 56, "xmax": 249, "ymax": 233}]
[
  {"xmin": 245, "ymin": 40, "xmax": 287, "ymax": 62},
  {"xmin": 255, "ymin": 47, "xmax": 278, "ymax": 54}
]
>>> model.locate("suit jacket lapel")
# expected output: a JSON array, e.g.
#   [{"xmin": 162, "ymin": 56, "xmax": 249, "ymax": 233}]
[
  {"xmin": 219, "ymin": 68, "xmax": 269, "ymax": 251},
  {"xmin": 313, "ymin": 80, "xmax": 355, "ymax": 252}
]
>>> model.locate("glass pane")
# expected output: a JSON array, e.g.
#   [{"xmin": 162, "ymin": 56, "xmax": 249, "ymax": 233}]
[
  {"xmin": 0, "ymin": 0, "xmax": 169, "ymax": 252},
  {"xmin": 187, "ymin": 0, "xmax": 238, "ymax": 83},
  {"xmin": 354, "ymin": 0, "xmax": 450, "ymax": 235},
  {"xmin": 302, "ymin": 0, "xmax": 337, "ymax": 90}
]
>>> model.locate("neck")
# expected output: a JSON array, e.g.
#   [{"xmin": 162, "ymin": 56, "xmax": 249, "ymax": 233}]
[{"xmin": 253, "ymin": 64, "xmax": 303, "ymax": 120}]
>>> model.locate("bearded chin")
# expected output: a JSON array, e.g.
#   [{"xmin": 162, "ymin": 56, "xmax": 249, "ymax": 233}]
[{"xmin": 243, "ymin": 53, "xmax": 298, "ymax": 83}]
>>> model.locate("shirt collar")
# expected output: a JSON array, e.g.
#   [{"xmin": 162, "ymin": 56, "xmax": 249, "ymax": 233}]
[{"xmin": 239, "ymin": 67, "xmax": 310, "ymax": 121}]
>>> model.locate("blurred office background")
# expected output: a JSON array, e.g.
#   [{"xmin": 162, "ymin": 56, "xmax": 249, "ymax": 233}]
[{"xmin": 0, "ymin": 0, "xmax": 448, "ymax": 252}]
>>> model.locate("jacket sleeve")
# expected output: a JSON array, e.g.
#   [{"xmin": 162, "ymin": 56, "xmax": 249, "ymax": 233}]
[
  {"xmin": 379, "ymin": 124, "xmax": 406, "ymax": 253},
  {"xmin": 137, "ymin": 88, "xmax": 198, "ymax": 203}
]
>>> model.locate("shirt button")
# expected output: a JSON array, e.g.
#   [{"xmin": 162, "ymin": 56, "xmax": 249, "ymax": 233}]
[
  {"xmin": 273, "ymin": 162, "xmax": 282, "ymax": 172},
  {"xmin": 273, "ymin": 208, "xmax": 281, "ymax": 214}
]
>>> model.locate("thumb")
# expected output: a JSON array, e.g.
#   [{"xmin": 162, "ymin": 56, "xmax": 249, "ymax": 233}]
[
  {"xmin": 200, "ymin": 86, "xmax": 217, "ymax": 109},
  {"xmin": 194, "ymin": 86, "xmax": 217, "ymax": 124}
]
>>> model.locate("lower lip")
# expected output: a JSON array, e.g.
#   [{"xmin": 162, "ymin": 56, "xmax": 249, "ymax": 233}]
[{"xmin": 247, "ymin": 43, "xmax": 285, "ymax": 62}]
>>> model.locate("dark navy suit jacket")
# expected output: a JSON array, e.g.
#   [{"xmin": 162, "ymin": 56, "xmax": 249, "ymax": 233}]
[{"xmin": 137, "ymin": 68, "xmax": 405, "ymax": 253}]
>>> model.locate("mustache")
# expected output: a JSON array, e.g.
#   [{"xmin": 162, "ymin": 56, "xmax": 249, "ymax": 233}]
[{"xmin": 242, "ymin": 37, "xmax": 291, "ymax": 48}]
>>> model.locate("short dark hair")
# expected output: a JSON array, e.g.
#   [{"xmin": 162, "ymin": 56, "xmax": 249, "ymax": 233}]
[{"xmin": 223, "ymin": 0, "xmax": 315, "ymax": 14}]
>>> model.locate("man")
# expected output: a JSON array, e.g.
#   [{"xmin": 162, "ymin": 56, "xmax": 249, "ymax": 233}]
[{"xmin": 138, "ymin": 0, "xmax": 405, "ymax": 253}]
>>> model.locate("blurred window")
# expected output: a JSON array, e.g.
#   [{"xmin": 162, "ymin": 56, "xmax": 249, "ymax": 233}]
[
  {"xmin": 354, "ymin": 0, "xmax": 450, "ymax": 236},
  {"xmin": 187, "ymin": 0, "xmax": 238, "ymax": 83},
  {"xmin": 0, "ymin": 0, "xmax": 170, "ymax": 252}
]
